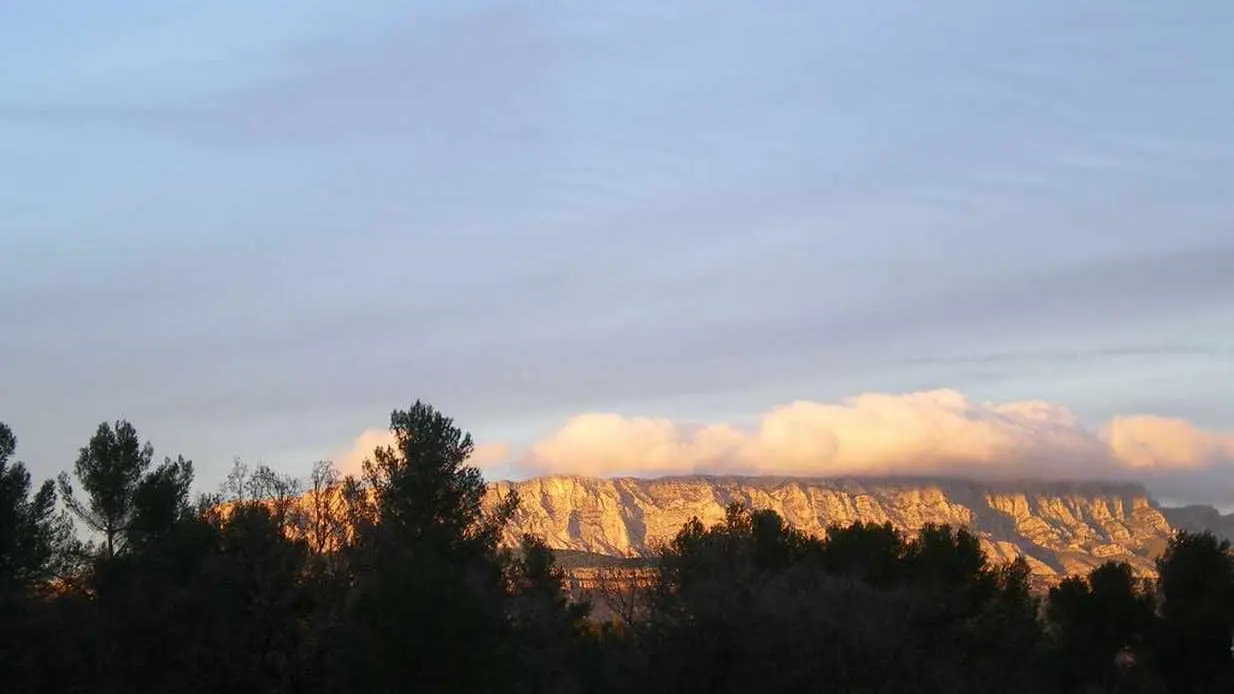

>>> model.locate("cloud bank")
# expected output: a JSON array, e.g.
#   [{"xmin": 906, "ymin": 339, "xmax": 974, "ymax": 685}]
[
  {"xmin": 336, "ymin": 390, "xmax": 1234, "ymax": 504},
  {"xmin": 523, "ymin": 390, "xmax": 1234, "ymax": 481}
]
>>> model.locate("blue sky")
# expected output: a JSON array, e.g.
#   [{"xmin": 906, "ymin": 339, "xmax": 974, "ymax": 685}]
[{"xmin": 2, "ymin": 1, "xmax": 1233, "ymax": 499}]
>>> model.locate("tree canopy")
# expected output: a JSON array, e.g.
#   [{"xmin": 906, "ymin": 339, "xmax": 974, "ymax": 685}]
[{"xmin": 2, "ymin": 405, "xmax": 1233, "ymax": 694}]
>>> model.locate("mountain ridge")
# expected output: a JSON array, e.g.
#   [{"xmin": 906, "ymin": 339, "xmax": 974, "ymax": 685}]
[{"xmin": 484, "ymin": 474, "xmax": 1233, "ymax": 578}]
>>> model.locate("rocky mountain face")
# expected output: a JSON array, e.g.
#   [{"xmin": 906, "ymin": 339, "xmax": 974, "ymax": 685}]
[{"xmin": 485, "ymin": 475, "xmax": 1234, "ymax": 578}]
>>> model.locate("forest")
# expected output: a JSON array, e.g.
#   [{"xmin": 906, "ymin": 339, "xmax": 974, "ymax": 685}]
[{"xmin": 2, "ymin": 400, "xmax": 1233, "ymax": 694}]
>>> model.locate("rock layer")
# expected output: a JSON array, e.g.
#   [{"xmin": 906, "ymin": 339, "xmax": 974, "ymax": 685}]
[{"xmin": 486, "ymin": 475, "xmax": 1233, "ymax": 577}]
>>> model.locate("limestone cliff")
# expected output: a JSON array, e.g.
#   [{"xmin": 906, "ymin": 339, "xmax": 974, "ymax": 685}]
[{"xmin": 485, "ymin": 475, "xmax": 1233, "ymax": 578}]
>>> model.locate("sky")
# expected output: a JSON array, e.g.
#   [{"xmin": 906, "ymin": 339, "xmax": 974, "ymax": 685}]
[{"xmin": 2, "ymin": 1, "xmax": 1233, "ymax": 506}]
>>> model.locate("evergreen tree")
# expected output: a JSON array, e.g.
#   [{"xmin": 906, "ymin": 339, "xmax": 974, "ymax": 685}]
[
  {"xmin": 0, "ymin": 422, "xmax": 71, "ymax": 598},
  {"xmin": 818, "ymin": 520, "xmax": 906, "ymax": 587},
  {"xmin": 508, "ymin": 534, "xmax": 592, "ymax": 694},
  {"xmin": 57, "ymin": 420, "xmax": 155, "ymax": 558},
  {"xmin": 1046, "ymin": 561, "xmax": 1158, "ymax": 692},
  {"xmin": 1153, "ymin": 530, "xmax": 1234, "ymax": 693},
  {"xmin": 337, "ymin": 400, "xmax": 520, "ymax": 694}
]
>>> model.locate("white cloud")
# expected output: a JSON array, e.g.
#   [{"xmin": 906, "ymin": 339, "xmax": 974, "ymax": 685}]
[
  {"xmin": 520, "ymin": 389, "xmax": 1234, "ymax": 481},
  {"xmin": 1102, "ymin": 415, "xmax": 1234, "ymax": 471},
  {"xmin": 332, "ymin": 390, "xmax": 1234, "ymax": 504}
]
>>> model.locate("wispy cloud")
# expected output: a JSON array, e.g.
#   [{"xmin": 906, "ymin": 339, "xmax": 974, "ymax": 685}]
[
  {"xmin": 896, "ymin": 345, "xmax": 1231, "ymax": 368},
  {"xmin": 0, "ymin": 5, "xmax": 556, "ymax": 149},
  {"xmin": 62, "ymin": 245, "xmax": 1233, "ymax": 436},
  {"xmin": 6, "ymin": 1, "xmax": 1233, "ymax": 490}
]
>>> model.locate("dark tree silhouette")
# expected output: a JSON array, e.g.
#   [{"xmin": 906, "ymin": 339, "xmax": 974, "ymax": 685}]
[
  {"xmin": 10, "ymin": 400, "xmax": 1234, "ymax": 694},
  {"xmin": 335, "ymin": 401, "xmax": 521, "ymax": 694},
  {"xmin": 507, "ymin": 534, "xmax": 593, "ymax": 694},
  {"xmin": 904, "ymin": 523, "xmax": 991, "ymax": 596},
  {"xmin": 360, "ymin": 401, "xmax": 516, "ymax": 552},
  {"xmin": 1046, "ymin": 561, "xmax": 1158, "ymax": 692},
  {"xmin": 126, "ymin": 454, "xmax": 195, "ymax": 550},
  {"xmin": 1153, "ymin": 530, "xmax": 1234, "ymax": 693},
  {"xmin": 818, "ymin": 520, "xmax": 906, "ymax": 587},
  {"xmin": 1, "ymin": 423, "xmax": 76, "ymax": 693},
  {"xmin": 57, "ymin": 420, "xmax": 156, "ymax": 558},
  {"xmin": 0, "ymin": 423, "xmax": 71, "ymax": 598}
]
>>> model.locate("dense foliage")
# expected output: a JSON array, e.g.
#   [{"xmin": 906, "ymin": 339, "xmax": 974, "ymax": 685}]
[{"xmin": 1, "ymin": 403, "xmax": 1232, "ymax": 693}]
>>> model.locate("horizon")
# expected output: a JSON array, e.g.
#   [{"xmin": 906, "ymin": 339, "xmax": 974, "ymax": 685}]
[{"xmin": 3, "ymin": 3, "xmax": 1233, "ymax": 509}]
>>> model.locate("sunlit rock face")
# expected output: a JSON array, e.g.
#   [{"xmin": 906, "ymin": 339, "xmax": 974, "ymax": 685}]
[{"xmin": 485, "ymin": 475, "xmax": 1233, "ymax": 578}]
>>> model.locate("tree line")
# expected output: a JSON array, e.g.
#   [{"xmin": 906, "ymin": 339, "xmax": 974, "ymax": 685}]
[{"xmin": 2, "ymin": 400, "xmax": 1233, "ymax": 693}]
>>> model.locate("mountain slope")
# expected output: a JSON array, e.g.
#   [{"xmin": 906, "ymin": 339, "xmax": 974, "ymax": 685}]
[{"xmin": 485, "ymin": 475, "xmax": 1231, "ymax": 578}]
